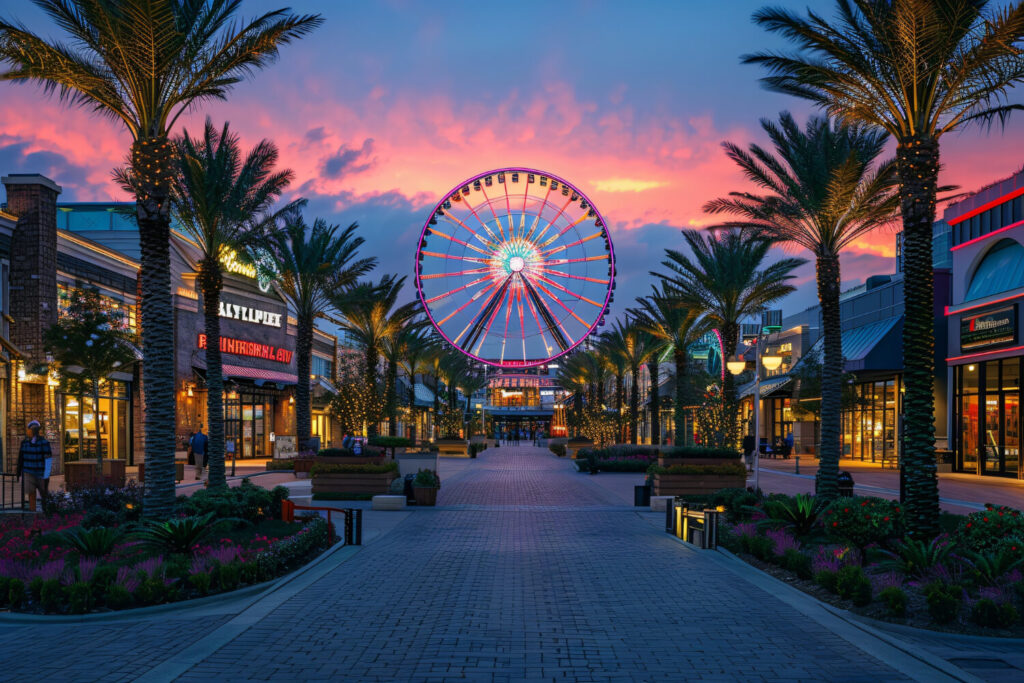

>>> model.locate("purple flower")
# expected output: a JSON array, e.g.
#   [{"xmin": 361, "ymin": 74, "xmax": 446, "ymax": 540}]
[
  {"xmin": 870, "ymin": 571, "xmax": 904, "ymax": 592},
  {"xmin": 78, "ymin": 557, "xmax": 99, "ymax": 583},
  {"xmin": 135, "ymin": 556, "xmax": 163, "ymax": 578},
  {"xmin": 116, "ymin": 565, "xmax": 140, "ymax": 593},
  {"xmin": 732, "ymin": 522, "xmax": 757, "ymax": 538},
  {"xmin": 765, "ymin": 528, "xmax": 800, "ymax": 556}
]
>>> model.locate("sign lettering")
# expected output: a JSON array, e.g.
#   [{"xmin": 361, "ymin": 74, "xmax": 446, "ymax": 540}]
[
  {"xmin": 198, "ymin": 333, "xmax": 293, "ymax": 364},
  {"xmin": 218, "ymin": 300, "xmax": 282, "ymax": 328},
  {"xmin": 961, "ymin": 305, "xmax": 1017, "ymax": 352}
]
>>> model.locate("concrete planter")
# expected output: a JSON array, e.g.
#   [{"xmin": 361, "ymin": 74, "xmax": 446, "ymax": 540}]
[
  {"xmin": 653, "ymin": 473, "xmax": 745, "ymax": 497},
  {"xmin": 311, "ymin": 471, "xmax": 397, "ymax": 495},
  {"xmin": 413, "ymin": 486, "xmax": 438, "ymax": 506},
  {"xmin": 397, "ymin": 453, "xmax": 439, "ymax": 478},
  {"xmin": 657, "ymin": 457, "xmax": 739, "ymax": 468},
  {"xmin": 435, "ymin": 439, "xmax": 469, "ymax": 457}
]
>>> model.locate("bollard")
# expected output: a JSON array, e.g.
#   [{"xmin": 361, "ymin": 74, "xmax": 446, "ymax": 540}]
[
  {"xmin": 794, "ymin": 455, "xmax": 800, "ymax": 475},
  {"xmin": 354, "ymin": 508, "xmax": 363, "ymax": 545},
  {"xmin": 665, "ymin": 502, "xmax": 674, "ymax": 533}
]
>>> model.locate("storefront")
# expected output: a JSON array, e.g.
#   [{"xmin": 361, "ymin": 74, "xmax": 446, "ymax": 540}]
[
  {"xmin": 946, "ymin": 168, "xmax": 1024, "ymax": 479},
  {"xmin": 842, "ymin": 376, "xmax": 901, "ymax": 466},
  {"xmin": 60, "ymin": 379, "xmax": 133, "ymax": 462}
]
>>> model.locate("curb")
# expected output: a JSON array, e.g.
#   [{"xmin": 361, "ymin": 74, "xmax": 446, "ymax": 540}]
[
  {"xmin": 665, "ymin": 534, "xmax": 982, "ymax": 683},
  {"xmin": 0, "ymin": 538, "xmax": 351, "ymax": 625},
  {"xmin": 834, "ymin": 604, "xmax": 1024, "ymax": 648}
]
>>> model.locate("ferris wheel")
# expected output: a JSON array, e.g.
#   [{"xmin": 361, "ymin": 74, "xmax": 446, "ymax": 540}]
[{"xmin": 415, "ymin": 168, "xmax": 615, "ymax": 368}]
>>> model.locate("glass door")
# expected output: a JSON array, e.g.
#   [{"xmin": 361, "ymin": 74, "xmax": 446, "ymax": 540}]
[
  {"xmin": 961, "ymin": 394, "xmax": 979, "ymax": 473},
  {"xmin": 242, "ymin": 404, "xmax": 254, "ymax": 458},
  {"xmin": 983, "ymin": 396, "xmax": 1001, "ymax": 474},
  {"xmin": 1004, "ymin": 393, "xmax": 1019, "ymax": 478}
]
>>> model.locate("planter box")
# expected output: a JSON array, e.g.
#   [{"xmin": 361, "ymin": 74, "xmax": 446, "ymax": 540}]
[
  {"xmin": 315, "ymin": 456, "xmax": 385, "ymax": 466},
  {"xmin": 397, "ymin": 453, "xmax": 439, "ymax": 478},
  {"xmin": 294, "ymin": 459, "xmax": 314, "ymax": 475},
  {"xmin": 134, "ymin": 461, "xmax": 185, "ymax": 484},
  {"xmin": 311, "ymin": 471, "xmax": 397, "ymax": 495},
  {"xmin": 566, "ymin": 438, "xmax": 593, "ymax": 459},
  {"xmin": 102, "ymin": 459, "xmax": 127, "ymax": 488},
  {"xmin": 435, "ymin": 439, "xmax": 469, "ymax": 457},
  {"xmin": 653, "ymin": 473, "xmax": 746, "ymax": 497},
  {"xmin": 657, "ymin": 457, "xmax": 739, "ymax": 468},
  {"xmin": 413, "ymin": 486, "xmax": 438, "ymax": 506}
]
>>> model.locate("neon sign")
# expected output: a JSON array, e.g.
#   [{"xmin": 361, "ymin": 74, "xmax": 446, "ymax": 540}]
[
  {"xmin": 198, "ymin": 333, "xmax": 293, "ymax": 364},
  {"xmin": 219, "ymin": 249, "xmax": 273, "ymax": 292}
]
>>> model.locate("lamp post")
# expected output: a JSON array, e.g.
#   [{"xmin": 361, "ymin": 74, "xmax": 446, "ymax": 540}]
[{"xmin": 728, "ymin": 337, "xmax": 782, "ymax": 493}]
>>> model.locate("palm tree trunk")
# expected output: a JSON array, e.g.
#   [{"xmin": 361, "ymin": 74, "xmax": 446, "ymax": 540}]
[
  {"xmin": 199, "ymin": 258, "xmax": 226, "ymax": 490},
  {"xmin": 615, "ymin": 373, "xmax": 625, "ymax": 443},
  {"xmin": 629, "ymin": 361, "xmax": 640, "ymax": 444},
  {"xmin": 134, "ymin": 136, "xmax": 176, "ymax": 518},
  {"xmin": 386, "ymin": 357, "xmax": 398, "ymax": 436},
  {"xmin": 408, "ymin": 379, "xmax": 417, "ymax": 443},
  {"xmin": 897, "ymin": 136, "xmax": 940, "ymax": 537},
  {"xmin": 366, "ymin": 344, "xmax": 379, "ymax": 437},
  {"xmin": 674, "ymin": 347, "xmax": 688, "ymax": 446},
  {"xmin": 648, "ymin": 357, "xmax": 660, "ymax": 445},
  {"xmin": 720, "ymin": 322, "xmax": 740, "ymax": 447},
  {"xmin": 295, "ymin": 312, "xmax": 314, "ymax": 450},
  {"xmin": 816, "ymin": 253, "xmax": 842, "ymax": 501},
  {"xmin": 93, "ymin": 380, "xmax": 103, "ymax": 473}
]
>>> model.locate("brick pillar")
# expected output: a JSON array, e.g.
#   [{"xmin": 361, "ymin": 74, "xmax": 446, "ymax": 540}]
[{"xmin": 4, "ymin": 174, "xmax": 62, "ymax": 470}]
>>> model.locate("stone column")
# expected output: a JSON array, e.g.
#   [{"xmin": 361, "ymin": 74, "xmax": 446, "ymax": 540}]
[{"xmin": 3, "ymin": 174, "xmax": 62, "ymax": 470}]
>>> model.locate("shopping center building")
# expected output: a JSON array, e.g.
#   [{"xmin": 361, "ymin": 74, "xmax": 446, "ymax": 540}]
[
  {"xmin": 1, "ymin": 173, "xmax": 340, "ymax": 474},
  {"xmin": 945, "ymin": 168, "xmax": 1024, "ymax": 479}
]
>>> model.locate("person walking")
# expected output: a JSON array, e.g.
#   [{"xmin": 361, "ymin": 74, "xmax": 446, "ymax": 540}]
[
  {"xmin": 190, "ymin": 426, "xmax": 209, "ymax": 479},
  {"xmin": 17, "ymin": 419, "xmax": 51, "ymax": 511}
]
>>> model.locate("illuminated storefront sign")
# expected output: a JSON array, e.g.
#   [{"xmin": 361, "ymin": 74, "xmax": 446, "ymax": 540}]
[
  {"xmin": 219, "ymin": 249, "xmax": 273, "ymax": 292},
  {"xmin": 961, "ymin": 305, "xmax": 1017, "ymax": 352},
  {"xmin": 219, "ymin": 301, "xmax": 282, "ymax": 328},
  {"xmin": 198, "ymin": 333, "xmax": 293, "ymax": 364}
]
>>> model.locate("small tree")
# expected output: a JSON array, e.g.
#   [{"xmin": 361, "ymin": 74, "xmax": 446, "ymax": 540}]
[
  {"xmin": 694, "ymin": 383, "xmax": 739, "ymax": 449},
  {"xmin": 45, "ymin": 288, "xmax": 137, "ymax": 472},
  {"xmin": 329, "ymin": 353, "xmax": 382, "ymax": 437}
]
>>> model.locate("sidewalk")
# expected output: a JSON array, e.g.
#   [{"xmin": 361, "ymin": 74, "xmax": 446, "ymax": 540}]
[{"xmin": 756, "ymin": 456, "xmax": 1024, "ymax": 513}]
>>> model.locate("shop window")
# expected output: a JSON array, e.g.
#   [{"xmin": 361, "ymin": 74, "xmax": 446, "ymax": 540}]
[
  {"xmin": 61, "ymin": 382, "xmax": 131, "ymax": 462},
  {"xmin": 986, "ymin": 360, "xmax": 1001, "ymax": 393},
  {"xmin": 1003, "ymin": 358, "xmax": 1020, "ymax": 391},
  {"xmin": 965, "ymin": 239, "xmax": 1024, "ymax": 301},
  {"xmin": 962, "ymin": 363, "xmax": 980, "ymax": 393}
]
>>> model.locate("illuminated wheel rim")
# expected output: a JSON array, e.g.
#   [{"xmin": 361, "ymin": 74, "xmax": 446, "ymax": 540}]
[{"xmin": 415, "ymin": 168, "xmax": 615, "ymax": 368}]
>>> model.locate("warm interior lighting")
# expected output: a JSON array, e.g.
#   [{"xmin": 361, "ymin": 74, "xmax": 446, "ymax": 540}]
[
  {"xmin": 289, "ymin": 395, "xmax": 295, "ymax": 405},
  {"xmin": 968, "ymin": 365, "xmax": 976, "ymax": 372},
  {"xmin": 186, "ymin": 385, "xmax": 194, "ymax": 397},
  {"xmin": 761, "ymin": 354, "xmax": 783, "ymax": 371},
  {"xmin": 726, "ymin": 357, "xmax": 747, "ymax": 376}
]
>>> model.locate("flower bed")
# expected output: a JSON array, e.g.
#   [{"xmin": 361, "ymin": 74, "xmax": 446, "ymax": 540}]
[
  {"xmin": 575, "ymin": 454, "xmax": 656, "ymax": 472},
  {"xmin": 719, "ymin": 493, "xmax": 1024, "ymax": 635},
  {"xmin": 0, "ymin": 481, "xmax": 333, "ymax": 615}
]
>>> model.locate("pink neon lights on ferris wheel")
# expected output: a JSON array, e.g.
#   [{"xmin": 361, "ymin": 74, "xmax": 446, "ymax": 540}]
[{"xmin": 415, "ymin": 168, "xmax": 615, "ymax": 368}]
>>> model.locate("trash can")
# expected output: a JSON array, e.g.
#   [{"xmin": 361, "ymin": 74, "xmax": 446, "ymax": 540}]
[
  {"xmin": 837, "ymin": 471, "xmax": 854, "ymax": 498},
  {"xmin": 634, "ymin": 484, "xmax": 652, "ymax": 507}
]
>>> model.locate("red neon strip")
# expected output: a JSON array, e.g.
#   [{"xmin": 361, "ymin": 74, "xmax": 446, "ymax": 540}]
[
  {"xmin": 534, "ymin": 280, "xmax": 588, "ymax": 327},
  {"xmin": 532, "ymin": 274, "xmax": 602, "ymax": 307},
  {"xmin": 950, "ymin": 218, "xmax": 1024, "ymax": 252},
  {"xmin": 944, "ymin": 290, "xmax": 1024, "ymax": 316},
  {"xmin": 426, "ymin": 276, "xmax": 491, "ymax": 304},
  {"xmin": 948, "ymin": 185, "xmax": 1024, "ymax": 225},
  {"xmin": 947, "ymin": 344, "xmax": 1024, "ymax": 363},
  {"xmin": 533, "ymin": 196, "xmax": 574, "ymax": 244}
]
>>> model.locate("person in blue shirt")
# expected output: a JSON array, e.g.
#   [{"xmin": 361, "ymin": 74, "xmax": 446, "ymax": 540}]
[
  {"xmin": 190, "ymin": 426, "xmax": 209, "ymax": 478},
  {"xmin": 17, "ymin": 419, "xmax": 50, "ymax": 509}
]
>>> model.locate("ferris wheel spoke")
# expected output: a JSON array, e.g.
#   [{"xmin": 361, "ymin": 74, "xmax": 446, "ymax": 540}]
[
  {"xmin": 524, "ymin": 185, "xmax": 553, "ymax": 242},
  {"xmin": 537, "ymin": 268, "xmax": 610, "ymax": 285},
  {"xmin": 436, "ymin": 278, "xmax": 502, "ymax": 326},
  {"xmin": 478, "ymin": 183, "xmax": 506, "ymax": 242},
  {"xmin": 546, "ymin": 255, "xmax": 609, "ymax": 266},
  {"xmin": 521, "ymin": 276, "xmax": 572, "ymax": 351},
  {"xmin": 440, "ymin": 214, "xmax": 496, "ymax": 251},
  {"xmin": 502, "ymin": 175, "xmax": 515, "ymax": 236},
  {"xmin": 542, "ymin": 230, "xmax": 604, "ymax": 256},
  {"xmin": 426, "ymin": 227, "xmax": 494, "ymax": 257},
  {"xmin": 531, "ymin": 279, "xmax": 589, "ymax": 328},
  {"xmin": 421, "ymin": 250, "xmax": 489, "ymax": 265},
  {"xmin": 516, "ymin": 288, "xmax": 527, "ymax": 362},
  {"xmin": 425, "ymin": 275, "xmax": 491, "ymax": 305},
  {"xmin": 420, "ymin": 266, "xmax": 492, "ymax": 280},
  {"xmin": 460, "ymin": 195, "xmax": 503, "ymax": 245},
  {"xmin": 530, "ymin": 273, "xmax": 604, "ymax": 307},
  {"xmin": 521, "ymin": 283, "xmax": 552, "ymax": 357},
  {"xmin": 461, "ymin": 274, "xmax": 513, "ymax": 350},
  {"xmin": 531, "ymin": 196, "xmax": 574, "ymax": 244},
  {"xmin": 538, "ymin": 211, "xmax": 591, "ymax": 248}
]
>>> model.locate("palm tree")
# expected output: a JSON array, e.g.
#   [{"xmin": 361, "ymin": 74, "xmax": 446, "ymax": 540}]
[
  {"xmin": 656, "ymin": 230, "xmax": 804, "ymax": 441},
  {"xmin": 170, "ymin": 118, "xmax": 293, "ymax": 491},
  {"xmin": 260, "ymin": 213, "xmax": 376, "ymax": 452},
  {"xmin": 598, "ymin": 326, "xmax": 630, "ymax": 442},
  {"xmin": 396, "ymin": 328, "xmax": 438, "ymax": 443},
  {"xmin": 620, "ymin": 323, "xmax": 659, "ymax": 444},
  {"xmin": 0, "ymin": 1, "xmax": 321, "ymax": 516},
  {"xmin": 557, "ymin": 353, "xmax": 591, "ymax": 438},
  {"xmin": 743, "ymin": 0, "xmax": 1024, "ymax": 537},
  {"xmin": 704, "ymin": 112, "xmax": 899, "ymax": 499},
  {"xmin": 334, "ymin": 276, "xmax": 419, "ymax": 436},
  {"xmin": 633, "ymin": 284, "xmax": 708, "ymax": 447}
]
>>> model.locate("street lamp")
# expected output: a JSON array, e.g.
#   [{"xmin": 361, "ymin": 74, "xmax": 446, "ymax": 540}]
[{"xmin": 728, "ymin": 341, "xmax": 783, "ymax": 493}]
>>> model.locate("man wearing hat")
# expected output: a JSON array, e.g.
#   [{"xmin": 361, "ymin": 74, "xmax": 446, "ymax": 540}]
[{"xmin": 17, "ymin": 419, "xmax": 51, "ymax": 509}]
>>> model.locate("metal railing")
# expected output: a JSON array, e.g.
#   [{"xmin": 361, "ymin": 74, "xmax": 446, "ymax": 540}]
[
  {"xmin": 665, "ymin": 499, "xmax": 721, "ymax": 550},
  {"xmin": 0, "ymin": 474, "xmax": 26, "ymax": 511},
  {"xmin": 281, "ymin": 500, "xmax": 362, "ymax": 546}
]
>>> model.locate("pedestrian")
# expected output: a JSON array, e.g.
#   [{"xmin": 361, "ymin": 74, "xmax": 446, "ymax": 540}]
[
  {"xmin": 784, "ymin": 431, "xmax": 794, "ymax": 459},
  {"xmin": 190, "ymin": 425, "xmax": 209, "ymax": 479},
  {"xmin": 186, "ymin": 430, "xmax": 195, "ymax": 466},
  {"xmin": 17, "ymin": 419, "xmax": 51, "ymax": 510}
]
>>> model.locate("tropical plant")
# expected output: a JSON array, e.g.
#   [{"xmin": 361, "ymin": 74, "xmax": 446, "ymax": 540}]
[
  {"xmin": 381, "ymin": 321, "xmax": 428, "ymax": 437},
  {"xmin": 259, "ymin": 213, "xmax": 376, "ymax": 449},
  {"xmin": 413, "ymin": 468, "xmax": 441, "ymax": 488},
  {"xmin": 877, "ymin": 536, "xmax": 959, "ymax": 578},
  {"xmin": 655, "ymin": 230, "xmax": 804, "ymax": 437},
  {"xmin": 171, "ymin": 118, "xmax": 293, "ymax": 490},
  {"xmin": 598, "ymin": 324, "xmax": 631, "ymax": 441},
  {"xmin": 760, "ymin": 493, "xmax": 828, "ymax": 537},
  {"xmin": 620, "ymin": 322, "xmax": 659, "ymax": 445},
  {"xmin": 133, "ymin": 512, "xmax": 221, "ymax": 556},
  {"xmin": 745, "ymin": 0, "xmax": 1024, "ymax": 533},
  {"xmin": 396, "ymin": 328, "xmax": 438, "ymax": 443},
  {"xmin": 966, "ymin": 548, "xmax": 1024, "ymax": 587},
  {"xmin": 59, "ymin": 525, "xmax": 123, "ymax": 558},
  {"xmin": 44, "ymin": 287, "xmax": 138, "ymax": 472},
  {"xmin": 705, "ymin": 112, "xmax": 899, "ymax": 498},
  {"xmin": 633, "ymin": 284, "xmax": 708, "ymax": 446},
  {"xmin": 0, "ymin": 0, "xmax": 321, "ymax": 517}
]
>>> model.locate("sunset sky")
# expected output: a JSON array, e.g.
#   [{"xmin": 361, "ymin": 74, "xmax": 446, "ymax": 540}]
[{"xmin": 1, "ymin": 0, "xmax": 1022, "ymax": 319}]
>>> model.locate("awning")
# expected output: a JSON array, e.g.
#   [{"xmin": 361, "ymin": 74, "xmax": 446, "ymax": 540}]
[
  {"xmin": 799, "ymin": 316, "xmax": 903, "ymax": 373},
  {"xmin": 221, "ymin": 363, "xmax": 298, "ymax": 385},
  {"xmin": 313, "ymin": 376, "xmax": 337, "ymax": 394},
  {"xmin": 414, "ymin": 383, "xmax": 437, "ymax": 408},
  {"xmin": 739, "ymin": 376, "xmax": 793, "ymax": 399}
]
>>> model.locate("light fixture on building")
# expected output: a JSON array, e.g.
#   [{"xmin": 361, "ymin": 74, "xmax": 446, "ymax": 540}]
[
  {"xmin": 726, "ymin": 356, "xmax": 747, "ymax": 376},
  {"xmin": 289, "ymin": 395, "xmax": 295, "ymax": 405},
  {"xmin": 761, "ymin": 353, "xmax": 783, "ymax": 372},
  {"xmin": 17, "ymin": 366, "xmax": 26, "ymax": 381},
  {"xmin": 186, "ymin": 384, "xmax": 194, "ymax": 398},
  {"xmin": 968, "ymin": 365, "xmax": 976, "ymax": 372}
]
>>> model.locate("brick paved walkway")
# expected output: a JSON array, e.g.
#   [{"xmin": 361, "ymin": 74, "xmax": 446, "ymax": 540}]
[{"xmin": 0, "ymin": 445, "xmax": 976, "ymax": 681}]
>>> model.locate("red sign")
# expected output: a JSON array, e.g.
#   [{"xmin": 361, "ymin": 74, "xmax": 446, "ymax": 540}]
[{"xmin": 198, "ymin": 333, "xmax": 293, "ymax": 364}]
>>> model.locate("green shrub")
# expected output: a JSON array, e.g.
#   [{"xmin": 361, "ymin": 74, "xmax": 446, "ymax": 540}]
[
  {"xmin": 104, "ymin": 585, "xmax": 133, "ymax": 610},
  {"xmin": 133, "ymin": 512, "xmax": 221, "ymax": 556},
  {"xmin": 310, "ymin": 462, "xmax": 398, "ymax": 476},
  {"xmin": 648, "ymin": 463, "xmax": 748, "ymax": 477},
  {"xmin": 711, "ymin": 488, "xmax": 761, "ymax": 523},
  {"xmin": 836, "ymin": 565, "xmax": 872, "ymax": 606},
  {"xmin": 762, "ymin": 494, "xmax": 827, "ymax": 538},
  {"xmin": 878, "ymin": 586, "xmax": 907, "ymax": 618},
  {"xmin": 966, "ymin": 545, "xmax": 1024, "ymax": 586},
  {"xmin": 971, "ymin": 599, "xmax": 1018, "ymax": 629},
  {"xmin": 746, "ymin": 535, "xmax": 774, "ymax": 561},
  {"xmin": 40, "ymin": 579, "xmax": 63, "ymax": 613},
  {"xmin": 216, "ymin": 562, "xmax": 241, "ymax": 591},
  {"xmin": 959, "ymin": 504, "xmax": 1024, "ymax": 554},
  {"xmin": 815, "ymin": 570, "xmax": 838, "ymax": 593},
  {"xmin": 265, "ymin": 459, "xmax": 295, "ymax": 471},
  {"xmin": 7, "ymin": 579, "xmax": 25, "ymax": 609},
  {"xmin": 135, "ymin": 577, "xmax": 167, "ymax": 606},
  {"xmin": 925, "ymin": 584, "xmax": 961, "ymax": 624},
  {"xmin": 66, "ymin": 582, "xmax": 92, "ymax": 614},
  {"xmin": 369, "ymin": 436, "xmax": 412, "ymax": 448},
  {"xmin": 59, "ymin": 526, "xmax": 123, "ymax": 557},
  {"xmin": 782, "ymin": 549, "xmax": 812, "ymax": 579},
  {"xmin": 180, "ymin": 479, "xmax": 289, "ymax": 524},
  {"xmin": 878, "ymin": 536, "xmax": 957, "ymax": 578},
  {"xmin": 81, "ymin": 507, "xmax": 122, "ymax": 529},
  {"xmin": 658, "ymin": 446, "xmax": 742, "ymax": 459},
  {"xmin": 413, "ymin": 469, "xmax": 440, "ymax": 488},
  {"xmin": 189, "ymin": 572, "xmax": 212, "ymax": 595},
  {"xmin": 549, "ymin": 443, "xmax": 566, "ymax": 457},
  {"xmin": 824, "ymin": 496, "xmax": 902, "ymax": 555}
]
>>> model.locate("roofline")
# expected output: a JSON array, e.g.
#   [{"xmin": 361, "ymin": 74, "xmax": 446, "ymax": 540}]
[{"xmin": 58, "ymin": 229, "xmax": 140, "ymax": 269}]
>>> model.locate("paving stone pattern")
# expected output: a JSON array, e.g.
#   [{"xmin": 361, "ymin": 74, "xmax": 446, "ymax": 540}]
[{"xmin": 1, "ymin": 446, "xmax": 913, "ymax": 681}]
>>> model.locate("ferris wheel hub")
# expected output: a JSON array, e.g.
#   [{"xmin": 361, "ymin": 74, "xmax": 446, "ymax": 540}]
[{"xmin": 508, "ymin": 256, "xmax": 525, "ymax": 272}]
